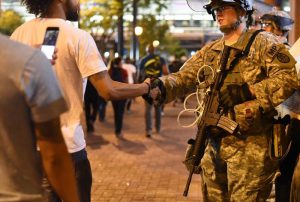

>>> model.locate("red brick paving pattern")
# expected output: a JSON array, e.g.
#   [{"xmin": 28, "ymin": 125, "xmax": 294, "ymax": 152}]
[{"xmin": 86, "ymin": 98, "xmax": 202, "ymax": 202}]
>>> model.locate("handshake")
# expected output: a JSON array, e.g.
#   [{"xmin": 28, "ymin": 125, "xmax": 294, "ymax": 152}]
[{"xmin": 142, "ymin": 77, "xmax": 166, "ymax": 106}]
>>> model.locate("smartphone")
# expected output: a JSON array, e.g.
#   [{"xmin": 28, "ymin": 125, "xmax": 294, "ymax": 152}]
[{"xmin": 41, "ymin": 27, "xmax": 59, "ymax": 60}]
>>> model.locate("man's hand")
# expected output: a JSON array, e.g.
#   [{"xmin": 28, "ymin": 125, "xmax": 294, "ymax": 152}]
[
  {"xmin": 50, "ymin": 48, "xmax": 58, "ymax": 65},
  {"xmin": 234, "ymin": 100, "xmax": 263, "ymax": 133},
  {"xmin": 219, "ymin": 83, "xmax": 253, "ymax": 108},
  {"xmin": 142, "ymin": 78, "xmax": 153, "ymax": 104},
  {"xmin": 32, "ymin": 44, "xmax": 58, "ymax": 65}
]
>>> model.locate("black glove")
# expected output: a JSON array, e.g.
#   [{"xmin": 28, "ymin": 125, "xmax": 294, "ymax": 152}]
[
  {"xmin": 219, "ymin": 83, "xmax": 252, "ymax": 108},
  {"xmin": 142, "ymin": 82, "xmax": 153, "ymax": 104},
  {"xmin": 150, "ymin": 77, "xmax": 166, "ymax": 106},
  {"xmin": 142, "ymin": 77, "xmax": 166, "ymax": 106}
]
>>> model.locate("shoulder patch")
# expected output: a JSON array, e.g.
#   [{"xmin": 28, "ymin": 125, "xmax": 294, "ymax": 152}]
[
  {"xmin": 277, "ymin": 53, "xmax": 290, "ymax": 63},
  {"xmin": 267, "ymin": 44, "xmax": 279, "ymax": 58}
]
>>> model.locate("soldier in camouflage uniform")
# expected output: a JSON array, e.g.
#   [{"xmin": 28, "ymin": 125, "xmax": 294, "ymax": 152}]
[
  {"xmin": 261, "ymin": 9, "xmax": 300, "ymax": 202},
  {"xmin": 260, "ymin": 8, "xmax": 294, "ymax": 47},
  {"xmin": 144, "ymin": 0, "xmax": 298, "ymax": 201}
]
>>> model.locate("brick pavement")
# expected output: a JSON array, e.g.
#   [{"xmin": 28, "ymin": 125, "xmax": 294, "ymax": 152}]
[{"xmin": 86, "ymin": 97, "xmax": 203, "ymax": 202}]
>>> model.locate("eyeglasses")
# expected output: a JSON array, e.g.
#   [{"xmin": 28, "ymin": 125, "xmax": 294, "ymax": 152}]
[
  {"xmin": 212, "ymin": 6, "xmax": 233, "ymax": 14},
  {"xmin": 261, "ymin": 23, "xmax": 273, "ymax": 28}
]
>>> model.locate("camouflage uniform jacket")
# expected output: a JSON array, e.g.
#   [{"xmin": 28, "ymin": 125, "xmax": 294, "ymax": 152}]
[{"xmin": 161, "ymin": 29, "xmax": 298, "ymax": 115}]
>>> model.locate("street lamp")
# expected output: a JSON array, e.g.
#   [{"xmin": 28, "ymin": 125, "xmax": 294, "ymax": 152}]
[
  {"xmin": 153, "ymin": 40, "xmax": 160, "ymax": 47},
  {"xmin": 135, "ymin": 26, "xmax": 143, "ymax": 36},
  {"xmin": 134, "ymin": 26, "xmax": 143, "ymax": 60},
  {"xmin": 130, "ymin": 0, "xmax": 140, "ymax": 65}
]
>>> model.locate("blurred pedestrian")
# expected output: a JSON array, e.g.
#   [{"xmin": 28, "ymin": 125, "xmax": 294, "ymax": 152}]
[
  {"xmin": 84, "ymin": 80, "xmax": 99, "ymax": 133},
  {"xmin": 0, "ymin": 34, "xmax": 79, "ymax": 202},
  {"xmin": 122, "ymin": 56, "xmax": 137, "ymax": 112},
  {"xmin": 98, "ymin": 95, "xmax": 107, "ymax": 122},
  {"xmin": 11, "ymin": 0, "xmax": 150, "ymax": 201},
  {"xmin": 261, "ymin": 8, "xmax": 294, "ymax": 47},
  {"xmin": 138, "ymin": 44, "xmax": 169, "ymax": 137},
  {"xmin": 261, "ymin": 8, "xmax": 300, "ymax": 202},
  {"xmin": 169, "ymin": 56, "xmax": 185, "ymax": 107},
  {"xmin": 109, "ymin": 57, "xmax": 128, "ymax": 138}
]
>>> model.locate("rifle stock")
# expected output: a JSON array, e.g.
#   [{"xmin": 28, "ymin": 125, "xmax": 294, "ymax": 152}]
[{"xmin": 183, "ymin": 46, "xmax": 238, "ymax": 196}]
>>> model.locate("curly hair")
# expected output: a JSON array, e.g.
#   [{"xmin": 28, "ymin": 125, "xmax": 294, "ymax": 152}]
[{"xmin": 21, "ymin": 0, "xmax": 53, "ymax": 17}]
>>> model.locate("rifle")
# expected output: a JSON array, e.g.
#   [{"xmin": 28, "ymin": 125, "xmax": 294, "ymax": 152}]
[{"xmin": 183, "ymin": 45, "xmax": 239, "ymax": 196}]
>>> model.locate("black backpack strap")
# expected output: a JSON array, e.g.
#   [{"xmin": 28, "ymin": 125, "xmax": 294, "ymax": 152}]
[{"xmin": 229, "ymin": 29, "xmax": 263, "ymax": 69}]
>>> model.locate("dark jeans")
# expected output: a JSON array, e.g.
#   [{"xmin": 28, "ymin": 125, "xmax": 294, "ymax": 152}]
[
  {"xmin": 84, "ymin": 96, "xmax": 99, "ymax": 123},
  {"xmin": 84, "ymin": 82, "xmax": 99, "ymax": 132},
  {"xmin": 98, "ymin": 96, "xmax": 107, "ymax": 121},
  {"xmin": 43, "ymin": 149, "xmax": 92, "ymax": 202},
  {"xmin": 84, "ymin": 81, "xmax": 99, "ymax": 123},
  {"xmin": 126, "ymin": 99, "xmax": 132, "ymax": 111},
  {"xmin": 275, "ymin": 119, "xmax": 300, "ymax": 202},
  {"xmin": 112, "ymin": 100, "xmax": 126, "ymax": 134},
  {"xmin": 145, "ymin": 101, "xmax": 161, "ymax": 132}
]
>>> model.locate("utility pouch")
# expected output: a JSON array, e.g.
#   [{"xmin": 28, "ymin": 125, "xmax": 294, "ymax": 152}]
[
  {"xmin": 234, "ymin": 100, "xmax": 263, "ymax": 133},
  {"xmin": 182, "ymin": 139, "xmax": 202, "ymax": 174},
  {"xmin": 269, "ymin": 115, "xmax": 292, "ymax": 161}
]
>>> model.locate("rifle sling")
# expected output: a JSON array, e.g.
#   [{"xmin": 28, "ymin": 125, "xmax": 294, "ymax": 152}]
[{"xmin": 229, "ymin": 29, "xmax": 263, "ymax": 70}]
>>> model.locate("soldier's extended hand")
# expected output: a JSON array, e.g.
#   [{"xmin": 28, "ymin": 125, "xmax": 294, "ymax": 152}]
[
  {"xmin": 219, "ymin": 83, "xmax": 252, "ymax": 108},
  {"xmin": 142, "ymin": 77, "xmax": 166, "ymax": 106},
  {"xmin": 150, "ymin": 77, "xmax": 166, "ymax": 106}
]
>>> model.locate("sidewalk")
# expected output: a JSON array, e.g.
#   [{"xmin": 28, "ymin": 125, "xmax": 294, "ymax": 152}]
[{"xmin": 86, "ymin": 97, "xmax": 203, "ymax": 202}]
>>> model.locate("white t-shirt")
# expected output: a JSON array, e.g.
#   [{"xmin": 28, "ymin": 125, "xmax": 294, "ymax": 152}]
[
  {"xmin": 11, "ymin": 18, "xmax": 107, "ymax": 153},
  {"xmin": 122, "ymin": 63, "xmax": 136, "ymax": 84}
]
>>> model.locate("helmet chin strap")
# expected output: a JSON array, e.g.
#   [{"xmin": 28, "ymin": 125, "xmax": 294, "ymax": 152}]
[{"xmin": 220, "ymin": 19, "xmax": 242, "ymax": 34}]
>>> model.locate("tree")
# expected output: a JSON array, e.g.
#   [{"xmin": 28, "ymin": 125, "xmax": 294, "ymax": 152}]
[
  {"xmin": 137, "ymin": 14, "xmax": 186, "ymax": 58},
  {"xmin": 0, "ymin": 9, "xmax": 24, "ymax": 36},
  {"xmin": 80, "ymin": 0, "xmax": 167, "ymax": 52},
  {"xmin": 80, "ymin": 0, "xmax": 122, "ymax": 55},
  {"xmin": 79, "ymin": 0, "xmax": 185, "ymax": 59}
]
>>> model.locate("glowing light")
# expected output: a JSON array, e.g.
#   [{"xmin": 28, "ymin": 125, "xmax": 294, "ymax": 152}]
[
  {"xmin": 104, "ymin": 52, "xmax": 110, "ymax": 58},
  {"xmin": 135, "ymin": 26, "xmax": 143, "ymax": 36},
  {"xmin": 153, "ymin": 40, "xmax": 160, "ymax": 47}
]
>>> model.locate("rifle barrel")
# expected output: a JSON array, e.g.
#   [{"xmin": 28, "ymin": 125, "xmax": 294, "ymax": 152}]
[{"xmin": 183, "ymin": 165, "xmax": 195, "ymax": 196}]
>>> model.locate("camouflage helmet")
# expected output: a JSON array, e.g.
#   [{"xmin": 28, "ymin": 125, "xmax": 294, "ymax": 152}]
[
  {"xmin": 260, "ymin": 9, "xmax": 294, "ymax": 31},
  {"xmin": 204, "ymin": 0, "xmax": 253, "ymax": 15}
]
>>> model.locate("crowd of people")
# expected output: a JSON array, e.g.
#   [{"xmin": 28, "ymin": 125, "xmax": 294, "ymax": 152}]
[{"xmin": 0, "ymin": 0, "xmax": 300, "ymax": 201}]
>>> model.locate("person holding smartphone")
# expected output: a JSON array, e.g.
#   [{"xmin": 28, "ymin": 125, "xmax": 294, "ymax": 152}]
[{"xmin": 10, "ymin": 0, "xmax": 150, "ymax": 201}]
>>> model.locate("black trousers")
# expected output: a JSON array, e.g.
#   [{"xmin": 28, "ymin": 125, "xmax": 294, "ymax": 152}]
[
  {"xmin": 44, "ymin": 149, "xmax": 92, "ymax": 202},
  {"xmin": 112, "ymin": 100, "xmax": 126, "ymax": 134},
  {"xmin": 98, "ymin": 95, "xmax": 107, "ymax": 121}
]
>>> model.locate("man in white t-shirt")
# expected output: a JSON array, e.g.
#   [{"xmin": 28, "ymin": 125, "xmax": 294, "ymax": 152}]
[{"xmin": 11, "ymin": 0, "xmax": 149, "ymax": 201}]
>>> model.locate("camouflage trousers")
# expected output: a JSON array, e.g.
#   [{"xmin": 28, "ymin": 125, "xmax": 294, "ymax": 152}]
[{"xmin": 200, "ymin": 133, "xmax": 278, "ymax": 202}]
